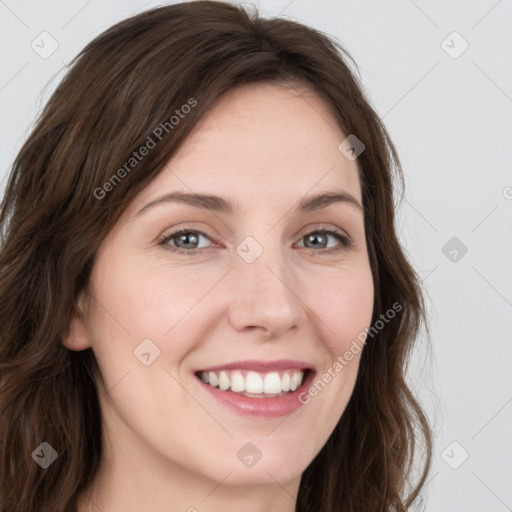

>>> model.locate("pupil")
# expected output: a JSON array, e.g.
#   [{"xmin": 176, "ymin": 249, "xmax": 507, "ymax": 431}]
[
  {"xmin": 178, "ymin": 233, "xmax": 198, "ymax": 248},
  {"xmin": 307, "ymin": 233, "xmax": 325, "ymax": 248}
]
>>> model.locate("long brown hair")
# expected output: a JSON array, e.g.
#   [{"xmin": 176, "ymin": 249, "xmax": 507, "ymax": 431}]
[{"xmin": 0, "ymin": 2, "xmax": 433, "ymax": 511}]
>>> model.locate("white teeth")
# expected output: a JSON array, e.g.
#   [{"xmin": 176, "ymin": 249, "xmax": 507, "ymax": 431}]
[
  {"xmin": 230, "ymin": 371, "xmax": 245, "ymax": 392},
  {"xmin": 218, "ymin": 371, "xmax": 230, "ymax": 391},
  {"xmin": 290, "ymin": 372, "xmax": 299, "ymax": 391},
  {"xmin": 263, "ymin": 372, "xmax": 282, "ymax": 394},
  {"xmin": 281, "ymin": 372, "xmax": 290, "ymax": 392},
  {"xmin": 245, "ymin": 371, "xmax": 263, "ymax": 393},
  {"xmin": 208, "ymin": 371, "xmax": 218, "ymax": 387},
  {"xmin": 197, "ymin": 368, "xmax": 307, "ymax": 396}
]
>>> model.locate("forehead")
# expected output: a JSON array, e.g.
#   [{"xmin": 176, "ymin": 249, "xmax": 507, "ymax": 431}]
[{"xmin": 132, "ymin": 81, "xmax": 362, "ymax": 212}]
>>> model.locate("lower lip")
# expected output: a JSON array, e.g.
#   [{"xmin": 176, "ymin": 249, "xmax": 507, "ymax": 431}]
[{"xmin": 195, "ymin": 370, "xmax": 316, "ymax": 418}]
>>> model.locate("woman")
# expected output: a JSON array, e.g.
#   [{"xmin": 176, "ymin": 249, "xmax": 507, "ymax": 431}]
[{"xmin": 0, "ymin": 2, "xmax": 433, "ymax": 511}]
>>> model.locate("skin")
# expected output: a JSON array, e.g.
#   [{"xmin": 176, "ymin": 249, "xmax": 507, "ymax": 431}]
[{"xmin": 64, "ymin": 81, "xmax": 374, "ymax": 512}]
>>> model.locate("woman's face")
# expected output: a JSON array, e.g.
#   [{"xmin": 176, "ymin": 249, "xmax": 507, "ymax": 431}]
[{"xmin": 66, "ymin": 82, "xmax": 374, "ymax": 491}]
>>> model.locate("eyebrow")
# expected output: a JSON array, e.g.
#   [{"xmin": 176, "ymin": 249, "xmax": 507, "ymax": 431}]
[{"xmin": 135, "ymin": 190, "xmax": 364, "ymax": 217}]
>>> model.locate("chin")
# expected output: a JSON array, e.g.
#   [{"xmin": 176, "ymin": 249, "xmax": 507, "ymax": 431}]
[
  {"xmin": 228, "ymin": 448, "xmax": 310, "ymax": 487},
  {"xmin": 223, "ymin": 464, "xmax": 303, "ymax": 488}
]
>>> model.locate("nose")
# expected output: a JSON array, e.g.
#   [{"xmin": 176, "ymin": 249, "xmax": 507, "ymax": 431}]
[{"xmin": 227, "ymin": 245, "xmax": 305, "ymax": 337}]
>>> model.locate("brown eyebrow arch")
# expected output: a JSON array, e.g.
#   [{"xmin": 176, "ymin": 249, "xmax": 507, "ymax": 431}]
[
  {"xmin": 136, "ymin": 190, "xmax": 364, "ymax": 217},
  {"xmin": 296, "ymin": 191, "xmax": 364, "ymax": 213}
]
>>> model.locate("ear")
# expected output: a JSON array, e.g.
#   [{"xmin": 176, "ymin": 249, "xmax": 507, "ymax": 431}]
[{"xmin": 61, "ymin": 292, "xmax": 92, "ymax": 351}]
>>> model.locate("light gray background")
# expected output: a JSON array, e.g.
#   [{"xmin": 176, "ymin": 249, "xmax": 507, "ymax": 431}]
[{"xmin": 1, "ymin": 1, "xmax": 511, "ymax": 510}]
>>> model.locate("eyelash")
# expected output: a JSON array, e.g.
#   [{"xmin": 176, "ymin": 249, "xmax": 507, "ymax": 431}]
[{"xmin": 157, "ymin": 225, "xmax": 353, "ymax": 257}]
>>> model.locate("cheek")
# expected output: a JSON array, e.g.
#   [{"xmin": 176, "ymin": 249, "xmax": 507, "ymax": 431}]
[
  {"xmin": 90, "ymin": 252, "xmax": 183, "ymax": 335},
  {"xmin": 87, "ymin": 254, "xmax": 219, "ymax": 381},
  {"xmin": 289, "ymin": 267, "xmax": 374, "ymax": 464},
  {"xmin": 311, "ymin": 264, "xmax": 374, "ymax": 355}
]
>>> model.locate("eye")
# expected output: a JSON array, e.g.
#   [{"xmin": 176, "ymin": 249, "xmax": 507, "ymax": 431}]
[
  {"xmin": 295, "ymin": 226, "xmax": 352, "ymax": 254},
  {"xmin": 157, "ymin": 226, "xmax": 352, "ymax": 256},
  {"xmin": 157, "ymin": 228, "xmax": 215, "ymax": 255}
]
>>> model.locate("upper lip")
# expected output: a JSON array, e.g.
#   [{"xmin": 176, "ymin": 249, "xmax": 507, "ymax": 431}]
[{"xmin": 196, "ymin": 359, "xmax": 314, "ymax": 373}]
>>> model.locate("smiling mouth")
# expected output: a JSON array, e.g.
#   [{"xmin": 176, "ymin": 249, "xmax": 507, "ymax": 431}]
[{"xmin": 194, "ymin": 368, "xmax": 312, "ymax": 398}]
